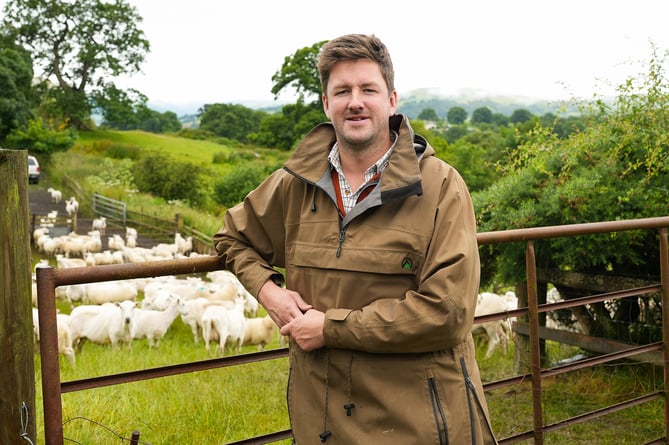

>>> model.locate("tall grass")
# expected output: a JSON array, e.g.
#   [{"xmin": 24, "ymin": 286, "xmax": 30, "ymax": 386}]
[{"xmin": 34, "ymin": 321, "xmax": 664, "ymax": 444}]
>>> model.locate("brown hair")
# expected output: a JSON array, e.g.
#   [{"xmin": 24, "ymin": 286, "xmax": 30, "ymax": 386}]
[{"xmin": 317, "ymin": 34, "xmax": 395, "ymax": 95}]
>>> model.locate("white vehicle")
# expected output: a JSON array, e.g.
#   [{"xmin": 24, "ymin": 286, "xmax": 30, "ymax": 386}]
[{"xmin": 28, "ymin": 155, "xmax": 40, "ymax": 184}]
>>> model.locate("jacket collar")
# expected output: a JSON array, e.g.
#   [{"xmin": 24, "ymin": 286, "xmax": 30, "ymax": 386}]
[{"xmin": 284, "ymin": 114, "xmax": 432, "ymax": 201}]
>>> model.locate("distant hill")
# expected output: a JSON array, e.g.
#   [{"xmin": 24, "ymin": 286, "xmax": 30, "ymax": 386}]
[
  {"xmin": 156, "ymin": 90, "xmax": 582, "ymax": 127},
  {"xmin": 397, "ymin": 89, "xmax": 577, "ymax": 120}
]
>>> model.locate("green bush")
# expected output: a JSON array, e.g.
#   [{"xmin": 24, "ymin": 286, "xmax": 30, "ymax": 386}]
[
  {"xmin": 213, "ymin": 163, "xmax": 275, "ymax": 208},
  {"xmin": 132, "ymin": 152, "xmax": 210, "ymax": 206}
]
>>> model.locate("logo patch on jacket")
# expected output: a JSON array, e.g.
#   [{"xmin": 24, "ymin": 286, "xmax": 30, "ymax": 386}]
[{"xmin": 401, "ymin": 258, "xmax": 413, "ymax": 270}]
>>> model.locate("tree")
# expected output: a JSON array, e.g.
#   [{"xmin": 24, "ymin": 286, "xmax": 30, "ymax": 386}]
[
  {"xmin": 417, "ymin": 107, "xmax": 440, "ymax": 122},
  {"xmin": 473, "ymin": 47, "xmax": 669, "ymax": 342},
  {"xmin": 471, "ymin": 106, "xmax": 492, "ymax": 124},
  {"xmin": 509, "ymin": 108, "xmax": 534, "ymax": 124},
  {"xmin": 271, "ymin": 41, "xmax": 326, "ymax": 104},
  {"xmin": 198, "ymin": 103, "xmax": 267, "ymax": 143},
  {"xmin": 92, "ymin": 84, "xmax": 144, "ymax": 130},
  {"xmin": 0, "ymin": 31, "xmax": 34, "ymax": 142},
  {"xmin": 249, "ymin": 100, "xmax": 324, "ymax": 150},
  {"xmin": 447, "ymin": 106, "xmax": 467, "ymax": 124},
  {"xmin": 2, "ymin": 0, "xmax": 150, "ymax": 129}
]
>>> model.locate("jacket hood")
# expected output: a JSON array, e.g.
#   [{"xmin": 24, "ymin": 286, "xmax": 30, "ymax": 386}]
[{"xmin": 283, "ymin": 114, "xmax": 433, "ymax": 205}]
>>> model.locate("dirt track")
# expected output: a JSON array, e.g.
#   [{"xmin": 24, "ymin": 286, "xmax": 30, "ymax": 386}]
[{"xmin": 29, "ymin": 185, "xmax": 156, "ymax": 249}]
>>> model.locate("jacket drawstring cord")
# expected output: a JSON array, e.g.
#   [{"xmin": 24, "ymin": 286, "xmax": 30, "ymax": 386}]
[
  {"xmin": 344, "ymin": 353, "xmax": 355, "ymax": 416},
  {"xmin": 319, "ymin": 351, "xmax": 332, "ymax": 442},
  {"xmin": 311, "ymin": 187, "xmax": 317, "ymax": 212}
]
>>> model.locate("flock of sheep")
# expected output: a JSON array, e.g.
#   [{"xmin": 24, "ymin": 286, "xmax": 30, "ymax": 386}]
[
  {"xmin": 32, "ymin": 188, "xmax": 522, "ymax": 367},
  {"xmin": 31, "ymin": 215, "xmax": 281, "ymax": 368}
]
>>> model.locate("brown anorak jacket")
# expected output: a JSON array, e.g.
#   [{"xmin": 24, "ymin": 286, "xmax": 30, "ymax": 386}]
[{"xmin": 214, "ymin": 114, "xmax": 497, "ymax": 444}]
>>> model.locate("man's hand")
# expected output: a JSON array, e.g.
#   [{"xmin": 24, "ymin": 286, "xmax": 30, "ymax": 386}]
[
  {"xmin": 258, "ymin": 279, "xmax": 312, "ymax": 327},
  {"xmin": 280, "ymin": 309, "xmax": 325, "ymax": 352}
]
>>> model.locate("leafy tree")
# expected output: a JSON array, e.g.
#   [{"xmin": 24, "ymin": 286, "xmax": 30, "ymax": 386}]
[
  {"xmin": 473, "ymin": 47, "xmax": 669, "ymax": 341},
  {"xmin": 491, "ymin": 112, "xmax": 509, "ymax": 127},
  {"xmin": 6, "ymin": 116, "xmax": 76, "ymax": 154},
  {"xmin": 93, "ymin": 84, "xmax": 144, "ymax": 130},
  {"xmin": 0, "ymin": 31, "xmax": 34, "ymax": 142},
  {"xmin": 443, "ymin": 125, "xmax": 468, "ymax": 144},
  {"xmin": 447, "ymin": 106, "xmax": 467, "ymax": 124},
  {"xmin": 271, "ymin": 41, "xmax": 326, "ymax": 104},
  {"xmin": 471, "ymin": 106, "xmax": 493, "ymax": 124},
  {"xmin": 2, "ymin": 0, "xmax": 150, "ymax": 129},
  {"xmin": 198, "ymin": 103, "xmax": 267, "ymax": 143},
  {"xmin": 509, "ymin": 108, "xmax": 534, "ymax": 124},
  {"xmin": 250, "ymin": 100, "xmax": 324, "ymax": 150},
  {"xmin": 136, "ymin": 107, "xmax": 182, "ymax": 133},
  {"xmin": 417, "ymin": 107, "xmax": 440, "ymax": 122}
]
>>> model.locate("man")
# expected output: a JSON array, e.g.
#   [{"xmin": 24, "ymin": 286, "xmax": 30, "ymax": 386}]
[{"xmin": 214, "ymin": 33, "xmax": 497, "ymax": 444}]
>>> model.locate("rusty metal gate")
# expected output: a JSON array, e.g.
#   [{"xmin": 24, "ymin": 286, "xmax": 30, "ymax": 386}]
[{"xmin": 35, "ymin": 216, "xmax": 669, "ymax": 444}]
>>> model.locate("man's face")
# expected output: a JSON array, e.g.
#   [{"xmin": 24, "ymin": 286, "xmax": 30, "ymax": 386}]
[{"xmin": 322, "ymin": 59, "xmax": 397, "ymax": 153}]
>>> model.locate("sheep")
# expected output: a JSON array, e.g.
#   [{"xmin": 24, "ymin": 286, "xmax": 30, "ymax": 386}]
[
  {"xmin": 33, "ymin": 227, "xmax": 50, "ymax": 244},
  {"xmin": 41, "ymin": 236, "xmax": 63, "ymax": 256},
  {"xmin": 175, "ymin": 232, "xmax": 193, "ymax": 255},
  {"xmin": 47, "ymin": 187, "xmax": 62, "ymax": 204},
  {"xmin": 472, "ymin": 292, "xmax": 513, "ymax": 358},
  {"xmin": 178, "ymin": 297, "xmax": 223, "ymax": 343},
  {"xmin": 65, "ymin": 196, "xmax": 79, "ymax": 217},
  {"xmin": 141, "ymin": 288, "xmax": 178, "ymax": 310},
  {"xmin": 143, "ymin": 276, "xmax": 209, "ymax": 302},
  {"xmin": 108, "ymin": 234, "xmax": 126, "ymax": 251},
  {"xmin": 201, "ymin": 298, "xmax": 246, "ymax": 355},
  {"xmin": 243, "ymin": 315, "xmax": 278, "ymax": 351},
  {"xmin": 133, "ymin": 296, "xmax": 184, "ymax": 348},
  {"xmin": 32, "ymin": 308, "xmax": 76, "ymax": 367},
  {"xmin": 81, "ymin": 280, "xmax": 138, "ymax": 305},
  {"xmin": 65, "ymin": 280, "xmax": 137, "ymax": 306},
  {"xmin": 56, "ymin": 254, "xmax": 87, "ymax": 269},
  {"xmin": 69, "ymin": 300, "xmax": 137, "ymax": 349},
  {"xmin": 92, "ymin": 216, "xmax": 107, "ymax": 235}
]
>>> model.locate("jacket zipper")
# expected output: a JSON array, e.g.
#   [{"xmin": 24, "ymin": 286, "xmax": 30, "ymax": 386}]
[
  {"xmin": 336, "ymin": 228, "xmax": 346, "ymax": 257},
  {"xmin": 460, "ymin": 357, "xmax": 497, "ymax": 444},
  {"xmin": 428, "ymin": 377, "xmax": 448, "ymax": 445}
]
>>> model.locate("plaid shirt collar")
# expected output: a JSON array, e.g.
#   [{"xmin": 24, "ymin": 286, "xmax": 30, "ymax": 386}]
[{"xmin": 328, "ymin": 131, "xmax": 397, "ymax": 213}]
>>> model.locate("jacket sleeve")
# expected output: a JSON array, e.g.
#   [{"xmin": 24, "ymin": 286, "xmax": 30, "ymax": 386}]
[
  {"xmin": 323, "ymin": 164, "xmax": 481, "ymax": 353},
  {"xmin": 213, "ymin": 170, "xmax": 287, "ymax": 298}
]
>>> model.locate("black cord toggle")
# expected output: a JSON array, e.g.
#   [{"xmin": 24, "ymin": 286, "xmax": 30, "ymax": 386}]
[
  {"xmin": 344, "ymin": 403, "xmax": 355, "ymax": 416},
  {"xmin": 319, "ymin": 430, "xmax": 332, "ymax": 442}
]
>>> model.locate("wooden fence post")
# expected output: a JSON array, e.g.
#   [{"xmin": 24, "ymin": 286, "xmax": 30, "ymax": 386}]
[{"xmin": 0, "ymin": 149, "xmax": 37, "ymax": 443}]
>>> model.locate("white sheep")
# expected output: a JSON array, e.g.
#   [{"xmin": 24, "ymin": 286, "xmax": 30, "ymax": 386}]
[
  {"xmin": 56, "ymin": 254, "xmax": 87, "ymax": 269},
  {"xmin": 33, "ymin": 227, "xmax": 50, "ymax": 244},
  {"xmin": 69, "ymin": 300, "xmax": 137, "ymax": 349},
  {"xmin": 92, "ymin": 216, "xmax": 107, "ymax": 235},
  {"xmin": 47, "ymin": 187, "xmax": 62, "ymax": 204},
  {"xmin": 32, "ymin": 308, "xmax": 76, "ymax": 367},
  {"xmin": 201, "ymin": 298, "xmax": 246, "ymax": 355},
  {"xmin": 473, "ymin": 292, "xmax": 513, "ymax": 358},
  {"xmin": 174, "ymin": 233, "xmax": 193, "ymax": 255},
  {"xmin": 178, "ymin": 297, "xmax": 222, "ymax": 343},
  {"xmin": 65, "ymin": 196, "xmax": 79, "ymax": 217},
  {"xmin": 81, "ymin": 280, "xmax": 138, "ymax": 305},
  {"xmin": 126, "ymin": 227, "xmax": 138, "ymax": 238},
  {"xmin": 243, "ymin": 315, "xmax": 278, "ymax": 351},
  {"xmin": 133, "ymin": 296, "xmax": 184, "ymax": 348}
]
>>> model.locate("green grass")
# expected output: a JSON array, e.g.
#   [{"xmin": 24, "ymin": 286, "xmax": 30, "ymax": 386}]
[{"xmin": 32, "ymin": 314, "xmax": 665, "ymax": 444}]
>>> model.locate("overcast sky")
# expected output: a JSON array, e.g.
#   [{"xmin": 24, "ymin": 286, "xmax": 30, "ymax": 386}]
[{"xmin": 4, "ymin": 1, "xmax": 669, "ymax": 113}]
